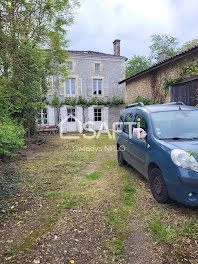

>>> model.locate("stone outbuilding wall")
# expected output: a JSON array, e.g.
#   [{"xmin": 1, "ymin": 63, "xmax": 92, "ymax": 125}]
[{"xmin": 125, "ymin": 51, "xmax": 198, "ymax": 104}]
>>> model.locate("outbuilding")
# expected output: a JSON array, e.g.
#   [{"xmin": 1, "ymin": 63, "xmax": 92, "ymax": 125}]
[{"xmin": 119, "ymin": 46, "xmax": 198, "ymax": 106}]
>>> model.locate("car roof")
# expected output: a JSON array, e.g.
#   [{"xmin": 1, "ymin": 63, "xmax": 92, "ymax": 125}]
[{"xmin": 121, "ymin": 103, "xmax": 198, "ymax": 115}]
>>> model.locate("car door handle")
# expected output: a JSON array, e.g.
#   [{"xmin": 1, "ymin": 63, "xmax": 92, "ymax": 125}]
[{"xmin": 128, "ymin": 141, "xmax": 133, "ymax": 144}]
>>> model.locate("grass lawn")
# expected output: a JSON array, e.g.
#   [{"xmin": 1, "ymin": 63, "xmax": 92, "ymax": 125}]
[{"xmin": 0, "ymin": 134, "xmax": 198, "ymax": 264}]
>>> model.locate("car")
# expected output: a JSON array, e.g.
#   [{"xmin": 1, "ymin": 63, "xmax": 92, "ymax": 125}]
[{"xmin": 117, "ymin": 101, "xmax": 198, "ymax": 206}]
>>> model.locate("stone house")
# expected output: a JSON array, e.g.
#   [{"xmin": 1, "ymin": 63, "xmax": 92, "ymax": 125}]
[
  {"xmin": 38, "ymin": 40, "xmax": 127, "ymax": 132},
  {"xmin": 119, "ymin": 45, "xmax": 198, "ymax": 106}
]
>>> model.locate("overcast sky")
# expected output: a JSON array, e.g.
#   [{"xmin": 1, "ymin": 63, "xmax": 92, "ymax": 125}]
[{"xmin": 67, "ymin": 0, "xmax": 198, "ymax": 59}]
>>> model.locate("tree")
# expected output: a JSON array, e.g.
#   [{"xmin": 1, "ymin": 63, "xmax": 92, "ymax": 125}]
[
  {"xmin": 0, "ymin": 0, "xmax": 79, "ymax": 137},
  {"xmin": 179, "ymin": 39, "xmax": 198, "ymax": 53},
  {"xmin": 149, "ymin": 34, "xmax": 179, "ymax": 61},
  {"xmin": 126, "ymin": 55, "xmax": 151, "ymax": 78}
]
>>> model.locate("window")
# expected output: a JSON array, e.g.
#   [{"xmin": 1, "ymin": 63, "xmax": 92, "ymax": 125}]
[
  {"xmin": 67, "ymin": 62, "xmax": 73, "ymax": 70},
  {"xmin": 123, "ymin": 113, "xmax": 133, "ymax": 134},
  {"xmin": 66, "ymin": 78, "xmax": 76, "ymax": 95},
  {"xmin": 93, "ymin": 79, "xmax": 102, "ymax": 95},
  {"xmin": 118, "ymin": 114, "xmax": 124, "ymax": 130},
  {"xmin": 94, "ymin": 108, "xmax": 102, "ymax": 121},
  {"xmin": 134, "ymin": 114, "xmax": 147, "ymax": 131},
  {"xmin": 133, "ymin": 114, "xmax": 147, "ymax": 141},
  {"xmin": 38, "ymin": 109, "xmax": 48, "ymax": 125},
  {"xmin": 95, "ymin": 63, "xmax": 100, "ymax": 72},
  {"xmin": 67, "ymin": 108, "xmax": 76, "ymax": 122}
]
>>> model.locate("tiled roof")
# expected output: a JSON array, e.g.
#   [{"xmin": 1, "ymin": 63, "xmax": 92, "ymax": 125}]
[
  {"xmin": 68, "ymin": 50, "xmax": 127, "ymax": 60},
  {"xmin": 119, "ymin": 45, "xmax": 198, "ymax": 84}
]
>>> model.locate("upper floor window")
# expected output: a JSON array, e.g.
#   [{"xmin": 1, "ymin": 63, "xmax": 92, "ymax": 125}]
[
  {"xmin": 93, "ymin": 79, "xmax": 102, "ymax": 95},
  {"xmin": 67, "ymin": 62, "xmax": 73, "ymax": 70},
  {"xmin": 66, "ymin": 78, "xmax": 76, "ymax": 95},
  {"xmin": 95, "ymin": 63, "xmax": 100, "ymax": 72}
]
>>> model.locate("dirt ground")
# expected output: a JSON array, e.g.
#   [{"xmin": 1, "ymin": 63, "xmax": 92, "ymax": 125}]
[{"xmin": 0, "ymin": 134, "xmax": 198, "ymax": 264}]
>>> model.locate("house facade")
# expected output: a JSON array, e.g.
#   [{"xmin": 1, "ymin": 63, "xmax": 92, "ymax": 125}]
[
  {"xmin": 119, "ymin": 46, "xmax": 198, "ymax": 106},
  {"xmin": 38, "ymin": 40, "xmax": 127, "ymax": 132}
]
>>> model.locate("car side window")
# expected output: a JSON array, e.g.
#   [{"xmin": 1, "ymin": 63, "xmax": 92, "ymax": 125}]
[
  {"xmin": 123, "ymin": 113, "xmax": 133, "ymax": 134},
  {"xmin": 133, "ymin": 114, "xmax": 147, "ymax": 141}
]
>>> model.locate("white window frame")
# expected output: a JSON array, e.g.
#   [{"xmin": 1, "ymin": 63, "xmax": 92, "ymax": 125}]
[
  {"xmin": 66, "ymin": 77, "xmax": 76, "ymax": 96},
  {"xmin": 93, "ymin": 78, "xmax": 103, "ymax": 96},
  {"xmin": 37, "ymin": 109, "xmax": 48, "ymax": 125}
]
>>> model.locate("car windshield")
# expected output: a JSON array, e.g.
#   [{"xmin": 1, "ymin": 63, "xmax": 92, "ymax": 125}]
[{"xmin": 151, "ymin": 110, "xmax": 198, "ymax": 140}]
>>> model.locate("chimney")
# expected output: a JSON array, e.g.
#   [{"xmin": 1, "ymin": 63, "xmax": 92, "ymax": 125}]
[
  {"xmin": 113, "ymin": 39, "xmax": 121, "ymax": 56},
  {"xmin": 158, "ymin": 51, "xmax": 167, "ymax": 63}
]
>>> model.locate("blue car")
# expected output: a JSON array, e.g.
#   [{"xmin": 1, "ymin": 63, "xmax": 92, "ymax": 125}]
[{"xmin": 117, "ymin": 102, "xmax": 198, "ymax": 206}]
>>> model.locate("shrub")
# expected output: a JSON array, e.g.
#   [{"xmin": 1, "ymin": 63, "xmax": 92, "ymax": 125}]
[
  {"xmin": 0, "ymin": 115, "xmax": 25, "ymax": 158},
  {"xmin": 133, "ymin": 96, "xmax": 153, "ymax": 105}
]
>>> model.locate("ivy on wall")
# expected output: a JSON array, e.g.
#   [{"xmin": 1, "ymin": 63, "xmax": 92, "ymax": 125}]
[
  {"xmin": 163, "ymin": 61, "xmax": 198, "ymax": 93},
  {"xmin": 47, "ymin": 95, "xmax": 125, "ymax": 108}
]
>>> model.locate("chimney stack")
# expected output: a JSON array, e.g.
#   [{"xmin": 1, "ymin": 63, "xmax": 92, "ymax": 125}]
[
  {"xmin": 158, "ymin": 51, "xmax": 167, "ymax": 63},
  {"xmin": 113, "ymin": 39, "xmax": 121, "ymax": 56}
]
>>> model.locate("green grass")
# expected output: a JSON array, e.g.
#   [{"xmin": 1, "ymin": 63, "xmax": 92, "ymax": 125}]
[
  {"xmin": 3, "ymin": 249, "xmax": 16, "ymax": 255},
  {"xmin": 123, "ymin": 184, "xmax": 136, "ymax": 207},
  {"xmin": 149, "ymin": 214, "xmax": 177, "ymax": 243},
  {"xmin": 106, "ymin": 209, "xmax": 122, "ymax": 228},
  {"xmin": 45, "ymin": 191, "xmax": 57, "ymax": 198},
  {"xmin": 85, "ymin": 171, "xmax": 102, "ymax": 180},
  {"xmin": 179, "ymin": 218, "xmax": 198, "ymax": 238}
]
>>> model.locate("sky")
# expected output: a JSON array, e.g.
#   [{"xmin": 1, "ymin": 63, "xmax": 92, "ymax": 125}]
[{"xmin": 67, "ymin": 0, "xmax": 198, "ymax": 59}]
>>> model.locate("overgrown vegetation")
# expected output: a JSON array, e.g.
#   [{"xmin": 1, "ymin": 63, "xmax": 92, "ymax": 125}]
[
  {"xmin": 0, "ymin": 0, "xmax": 79, "ymax": 157},
  {"xmin": 133, "ymin": 96, "xmax": 153, "ymax": 105}
]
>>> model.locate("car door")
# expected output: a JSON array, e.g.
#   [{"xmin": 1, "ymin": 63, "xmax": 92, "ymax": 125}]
[
  {"xmin": 128, "ymin": 112, "xmax": 148, "ymax": 175},
  {"xmin": 121, "ymin": 112, "xmax": 134, "ymax": 163}
]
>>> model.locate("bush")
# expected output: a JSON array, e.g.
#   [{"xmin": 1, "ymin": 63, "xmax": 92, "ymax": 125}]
[
  {"xmin": 0, "ymin": 115, "xmax": 25, "ymax": 158},
  {"xmin": 133, "ymin": 96, "xmax": 153, "ymax": 105}
]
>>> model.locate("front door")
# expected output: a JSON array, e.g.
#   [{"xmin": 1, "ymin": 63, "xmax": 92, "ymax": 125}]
[{"xmin": 67, "ymin": 108, "xmax": 77, "ymax": 132}]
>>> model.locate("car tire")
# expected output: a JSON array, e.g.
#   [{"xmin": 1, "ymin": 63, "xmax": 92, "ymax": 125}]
[
  {"xmin": 149, "ymin": 168, "xmax": 169, "ymax": 204},
  {"xmin": 117, "ymin": 148, "xmax": 127, "ymax": 167}
]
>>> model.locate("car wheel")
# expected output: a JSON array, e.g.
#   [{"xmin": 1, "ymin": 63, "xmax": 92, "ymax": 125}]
[
  {"xmin": 149, "ymin": 168, "xmax": 169, "ymax": 204},
  {"xmin": 117, "ymin": 148, "xmax": 126, "ymax": 167}
]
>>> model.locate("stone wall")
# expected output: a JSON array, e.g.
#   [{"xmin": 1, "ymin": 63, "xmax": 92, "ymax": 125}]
[{"xmin": 126, "ymin": 51, "xmax": 198, "ymax": 104}]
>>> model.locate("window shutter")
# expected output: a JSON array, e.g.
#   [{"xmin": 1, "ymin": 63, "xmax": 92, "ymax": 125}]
[
  {"xmin": 87, "ymin": 79, "xmax": 93, "ymax": 97},
  {"xmin": 77, "ymin": 78, "xmax": 82, "ymax": 96},
  {"xmin": 103, "ymin": 79, "xmax": 109, "ymax": 97},
  {"xmin": 60, "ymin": 78, "xmax": 65, "ymax": 95},
  {"xmin": 91, "ymin": 62, "xmax": 94, "ymax": 72},
  {"xmin": 48, "ymin": 106, "xmax": 55, "ymax": 126},
  {"xmin": 103, "ymin": 107, "xmax": 109, "ymax": 129},
  {"xmin": 47, "ymin": 76, "xmax": 54, "ymax": 95}
]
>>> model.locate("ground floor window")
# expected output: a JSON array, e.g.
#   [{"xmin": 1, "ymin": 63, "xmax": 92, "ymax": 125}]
[
  {"xmin": 67, "ymin": 108, "xmax": 76, "ymax": 122},
  {"xmin": 94, "ymin": 108, "xmax": 102, "ymax": 121},
  {"xmin": 38, "ymin": 109, "xmax": 48, "ymax": 125}
]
